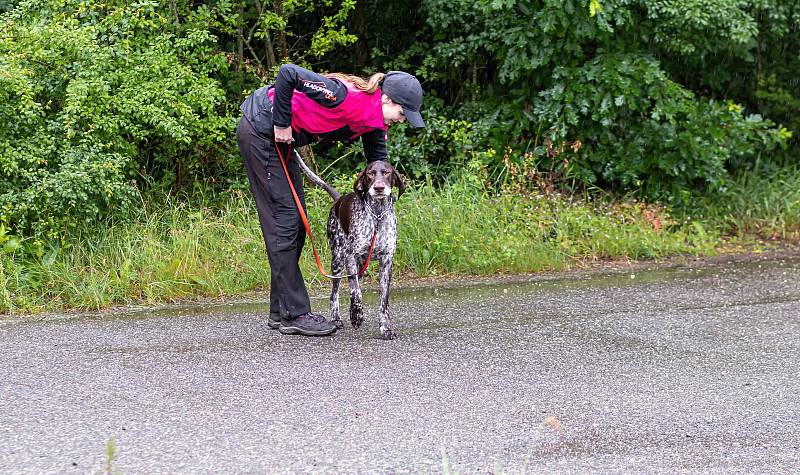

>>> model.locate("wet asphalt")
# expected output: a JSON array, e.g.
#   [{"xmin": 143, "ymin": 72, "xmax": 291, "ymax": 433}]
[{"xmin": 1, "ymin": 256, "xmax": 799, "ymax": 473}]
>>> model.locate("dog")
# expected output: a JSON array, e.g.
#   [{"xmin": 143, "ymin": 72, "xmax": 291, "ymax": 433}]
[{"xmin": 295, "ymin": 152, "xmax": 405, "ymax": 340}]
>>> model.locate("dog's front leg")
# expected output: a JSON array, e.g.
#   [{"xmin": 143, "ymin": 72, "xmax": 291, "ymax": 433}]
[
  {"xmin": 329, "ymin": 252, "xmax": 345, "ymax": 329},
  {"xmin": 377, "ymin": 255, "xmax": 395, "ymax": 340},
  {"xmin": 346, "ymin": 255, "xmax": 364, "ymax": 329}
]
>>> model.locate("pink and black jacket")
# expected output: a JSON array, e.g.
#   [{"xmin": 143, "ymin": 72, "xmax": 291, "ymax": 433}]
[{"xmin": 240, "ymin": 64, "xmax": 388, "ymax": 162}]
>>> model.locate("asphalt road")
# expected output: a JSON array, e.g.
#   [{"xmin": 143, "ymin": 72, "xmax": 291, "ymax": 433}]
[{"xmin": 1, "ymin": 256, "xmax": 799, "ymax": 473}]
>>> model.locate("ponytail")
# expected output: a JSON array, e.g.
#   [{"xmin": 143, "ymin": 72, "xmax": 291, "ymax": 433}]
[{"xmin": 326, "ymin": 72, "xmax": 385, "ymax": 93}]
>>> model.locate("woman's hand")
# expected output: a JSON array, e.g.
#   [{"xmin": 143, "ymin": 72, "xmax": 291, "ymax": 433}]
[{"xmin": 274, "ymin": 125, "xmax": 293, "ymax": 143}]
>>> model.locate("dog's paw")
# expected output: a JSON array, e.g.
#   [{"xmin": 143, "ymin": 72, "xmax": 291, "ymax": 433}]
[
  {"xmin": 350, "ymin": 306, "xmax": 364, "ymax": 329},
  {"xmin": 331, "ymin": 318, "xmax": 344, "ymax": 329},
  {"xmin": 380, "ymin": 328, "xmax": 396, "ymax": 340}
]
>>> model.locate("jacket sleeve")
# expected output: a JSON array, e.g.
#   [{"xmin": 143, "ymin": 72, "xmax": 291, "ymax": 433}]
[
  {"xmin": 272, "ymin": 64, "xmax": 348, "ymax": 128},
  {"xmin": 361, "ymin": 129, "xmax": 389, "ymax": 162}
]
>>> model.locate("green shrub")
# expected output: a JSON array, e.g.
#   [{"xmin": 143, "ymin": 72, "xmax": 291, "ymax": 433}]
[
  {"xmin": 0, "ymin": 0, "xmax": 233, "ymax": 239},
  {"xmin": 535, "ymin": 54, "xmax": 787, "ymax": 202},
  {"xmin": 414, "ymin": 0, "xmax": 792, "ymax": 203}
]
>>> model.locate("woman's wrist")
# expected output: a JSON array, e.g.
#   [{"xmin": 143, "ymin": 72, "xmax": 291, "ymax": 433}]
[{"xmin": 274, "ymin": 125, "xmax": 294, "ymax": 143}]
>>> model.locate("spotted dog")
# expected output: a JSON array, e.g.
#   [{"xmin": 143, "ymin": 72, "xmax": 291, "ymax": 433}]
[{"xmin": 295, "ymin": 153, "xmax": 405, "ymax": 340}]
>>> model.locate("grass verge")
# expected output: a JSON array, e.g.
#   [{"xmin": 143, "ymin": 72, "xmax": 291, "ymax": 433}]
[{"xmin": 6, "ymin": 169, "xmax": 794, "ymax": 315}]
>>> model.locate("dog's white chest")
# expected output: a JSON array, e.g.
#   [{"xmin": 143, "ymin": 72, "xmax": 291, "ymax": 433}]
[{"xmin": 349, "ymin": 216, "xmax": 396, "ymax": 257}]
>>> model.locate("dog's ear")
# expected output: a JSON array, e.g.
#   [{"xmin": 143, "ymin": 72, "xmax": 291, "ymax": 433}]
[
  {"xmin": 392, "ymin": 168, "xmax": 406, "ymax": 199},
  {"xmin": 353, "ymin": 169, "xmax": 367, "ymax": 194}
]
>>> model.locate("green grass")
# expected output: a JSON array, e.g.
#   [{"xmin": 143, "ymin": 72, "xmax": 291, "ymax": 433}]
[
  {"xmin": 1, "ymin": 171, "xmax": 774, "ymax": 315},
  {"xmin": 690, "ymin": 166, "xmax": 800, "ymax": 240},
  {"xmin": 394, "ymin": 183, "xmax": 708, "ymax": 274}
]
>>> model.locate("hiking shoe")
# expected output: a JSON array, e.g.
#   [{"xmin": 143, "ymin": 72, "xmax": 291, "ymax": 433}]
[
  {"xmin": 279, "ymin": 312, "xmax": 337, "ymax": 336},
  {"xmin": 267, "ymin": 313, "xmax": 281, "ymax": 330}
]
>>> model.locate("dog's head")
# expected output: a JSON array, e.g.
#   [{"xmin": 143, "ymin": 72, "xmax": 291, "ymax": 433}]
[{"xmin": 354, "ymin": 160, "xmax": 405, "ymax": 199}]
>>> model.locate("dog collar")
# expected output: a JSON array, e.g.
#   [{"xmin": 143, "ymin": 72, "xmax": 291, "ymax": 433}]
[{"xmin": 366, "ymin": 200, "xmax": 391, "ymax": 222}]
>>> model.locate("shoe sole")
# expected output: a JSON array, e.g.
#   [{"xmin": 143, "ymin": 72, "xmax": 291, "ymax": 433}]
[
  {"xmin": 267, "ymin": 319, "xmax": 281, "ymax": 330},
  {"xmin": 278, "ymin": 324, "xmax": 336, "ymax": 336}
]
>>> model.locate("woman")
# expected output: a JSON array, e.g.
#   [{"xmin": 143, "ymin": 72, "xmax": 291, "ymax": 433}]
[{"xmin": 237, "ymin": 63, "xmax": 424, "ymax": 337}]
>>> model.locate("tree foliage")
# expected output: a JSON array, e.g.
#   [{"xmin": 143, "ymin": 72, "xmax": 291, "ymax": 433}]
[
  {"xmin": 0, "ymin": 0, "xmax": 234, "ymax": 238},
  {"xmin": 0, "ymin": 0, "xmax": 797, "ymax": 240},
  {"xmin": 412, "ymin": 0, "xmax": 791, "ymax": 201}
]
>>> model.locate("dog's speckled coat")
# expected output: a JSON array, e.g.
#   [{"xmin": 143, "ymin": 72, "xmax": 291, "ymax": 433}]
[{"xmin": 295, "ymin": 153, "xmax": 404, "ymax": 340}]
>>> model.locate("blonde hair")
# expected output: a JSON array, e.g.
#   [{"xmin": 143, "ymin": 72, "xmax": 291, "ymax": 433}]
[{"xmin": 326, "ymin": 72, "xmax": 385, "ymax": 94}]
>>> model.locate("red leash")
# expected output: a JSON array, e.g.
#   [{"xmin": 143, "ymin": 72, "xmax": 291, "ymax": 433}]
[{"xmin": 274, "ymin": 142, "xmax": 377, "ymax": 279}]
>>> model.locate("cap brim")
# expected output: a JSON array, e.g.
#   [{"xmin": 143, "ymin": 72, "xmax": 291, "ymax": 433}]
[{"xmin": 403, "ymin": 108, "xmax": 425, "ymax": 128}]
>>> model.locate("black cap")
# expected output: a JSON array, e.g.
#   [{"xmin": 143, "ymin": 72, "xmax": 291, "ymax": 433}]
[{"xmin": 382, "ymin": 71, "xmax": 425, "ymax": 128}]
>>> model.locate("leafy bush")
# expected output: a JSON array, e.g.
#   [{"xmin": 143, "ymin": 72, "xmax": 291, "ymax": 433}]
[
  {"xmin": 535, "ymin": 54, "xmax": 788, "ymax": 202},
  {"xmin": 307, "ymin": 98, "xmax": 496, "ymax": 184},
  {"xmin": 0, "ymin": 0, "xmax": 233, "ymax": 239},
  {"xmin": 413, "ymin": 0, "xmax": 792, "ymax": 202},
  {"xmin": 386, "ymin": 101, "xmax": 495, "ymax": 182}
]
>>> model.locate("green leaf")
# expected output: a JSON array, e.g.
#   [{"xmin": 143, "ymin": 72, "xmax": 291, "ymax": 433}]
[{"xmin": 589, "ymin": 0, "xmax": 602, "ymax": 17}]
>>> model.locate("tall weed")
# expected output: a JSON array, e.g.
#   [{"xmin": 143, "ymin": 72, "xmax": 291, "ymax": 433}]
[{"xmin": 691, "ymin": 167, "xmax": 800, "ymax": 239}]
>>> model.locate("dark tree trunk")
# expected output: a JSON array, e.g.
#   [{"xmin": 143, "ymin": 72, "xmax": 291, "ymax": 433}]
[
  {"xmin": 273, "ymin": 0, "xmax": 289, "ymax": 60},
  {"xmin": 354, "ymin": 0, "xmax": 369, "ymax": 70}
]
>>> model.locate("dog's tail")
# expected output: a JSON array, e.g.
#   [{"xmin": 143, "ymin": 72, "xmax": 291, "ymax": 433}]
[{"xmin": 293, "ymin": 150, "xmax": 341, "ymax": 201}]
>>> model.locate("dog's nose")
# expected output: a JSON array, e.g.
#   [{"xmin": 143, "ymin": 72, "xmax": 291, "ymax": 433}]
[{"xmin": 373, "ymin": 185, "xmax": 385, "ymax": 193}]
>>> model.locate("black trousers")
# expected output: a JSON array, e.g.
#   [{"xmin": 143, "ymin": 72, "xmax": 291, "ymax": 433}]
[{"xmin": 237, "ymin": 117, "xmax": 311, "ymax": 318}]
